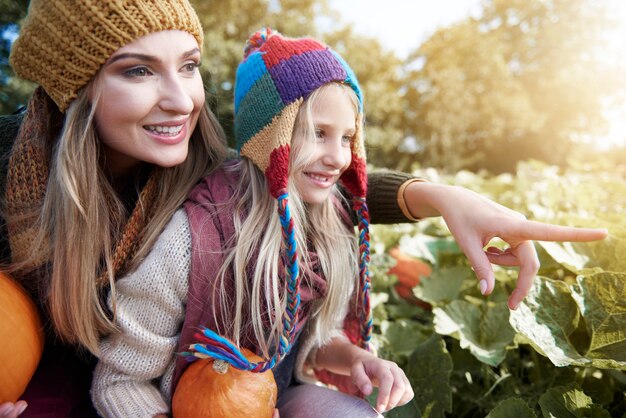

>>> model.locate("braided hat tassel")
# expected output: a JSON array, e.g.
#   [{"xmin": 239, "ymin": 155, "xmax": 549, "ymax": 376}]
[{"xmin": 353, "ymin": 197, "xmax": 372, "ymax": 350}]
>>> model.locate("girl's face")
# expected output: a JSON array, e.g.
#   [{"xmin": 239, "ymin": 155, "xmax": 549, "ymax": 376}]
[
  {"xmin": 93, "ymin": 30, "xmax": 204, "ymax": 177},
  {"xmin": 293, "ymin": 86, "xmax": 357, "ymax": 205}
]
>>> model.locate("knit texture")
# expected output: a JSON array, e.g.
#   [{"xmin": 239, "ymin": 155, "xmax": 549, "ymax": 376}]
[
  {"xmin": 92, "ymin": 205, "xmax": 339, "ymax": 416},
  {"xmin": 9, "ymin": 0, "xmax": 203, "ymax": 112}
]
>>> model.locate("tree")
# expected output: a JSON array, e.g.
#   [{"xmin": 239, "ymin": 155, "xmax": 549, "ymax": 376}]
[
  {"xmin": 0, "ymin": 0, "xmax": 32, "ymax": 114},
  {"xmin": 404, "ymin": 0, "xmax": 626, "ymax": 173}
]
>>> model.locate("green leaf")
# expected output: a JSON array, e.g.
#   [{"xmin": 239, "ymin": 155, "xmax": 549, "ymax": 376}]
[
  {"xmin": 537, "ymin": 241, "xmax": 591, "ymax": 273},
  {"xmin": 538, "ymin": 384, "xmax": 611, "ymax": 418},
  {"xmin": 379, "ymin": 319, "xmax": 431, "ymax": 358},
  {"xmin": 538, "ymin": 236, "xmax": 626, "ymax": 275},
  {"xmin": 571, "ymin": 272, "xmax": 626, "ymax": 366},
  {"xmin": 512, "ymin": 274, "xmax": 626, "ymax": 370},
  {"xmin": 510, "ymin": 277, "xmax": 583, "ymax": 367},
  {"xmin": 434, "ymin": 300, "xmax": 515, "ymax": 366},
  {"xmin": 383, "ymin": 400, "xmax": 423, "ymax": 418},
  {"xmin": 406, "ymin": 334, "xmax": 453, "ymax": 418},
  {"xmin": 413, "ymin": 266, "xmax": 472, "ymax": 305},
  {"xmin": 486, "ymin": 397, "xmax": 537, "ymax": 418}
]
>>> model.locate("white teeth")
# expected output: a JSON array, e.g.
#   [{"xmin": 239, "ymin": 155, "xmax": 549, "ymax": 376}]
[
  {"xmin": 145, "ymin": 124, "xmax": 183, "ymax": 136},
  {"xmin": 307, "ymin": 173, "xmax": 329, "ymax": 182}
]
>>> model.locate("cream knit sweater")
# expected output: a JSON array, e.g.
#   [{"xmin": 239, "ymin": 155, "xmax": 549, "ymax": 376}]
[{"xmin": 91, "ymin": 209, "xmax": 336, "ymax": 418}]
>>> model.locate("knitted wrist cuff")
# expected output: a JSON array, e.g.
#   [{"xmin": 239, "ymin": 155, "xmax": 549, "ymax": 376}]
[{"xmin": 367, "ymin": 171, "xmax": 421, "ymax": 224}]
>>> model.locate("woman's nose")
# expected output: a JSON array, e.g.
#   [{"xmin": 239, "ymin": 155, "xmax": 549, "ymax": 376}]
[{"xmin": 158, "ymin": 74, "xmax": 195, "ymax": 115}]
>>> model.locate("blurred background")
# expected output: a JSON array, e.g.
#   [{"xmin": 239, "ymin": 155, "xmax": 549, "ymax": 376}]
[{"xmin": 2, "ymin": 0, "xmax": 625, "ymax": 174}]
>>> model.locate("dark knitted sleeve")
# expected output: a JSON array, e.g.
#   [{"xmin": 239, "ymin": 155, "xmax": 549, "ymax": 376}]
[
  {"xmin": 339, "ymin": 170, "xmax": 419, "ymax": 225},
  {"xmin": 366, "ymin": 170, "xmax": 418, "ymax": 224},
  {"xmin": 1, "ymin": 112, "xmax": 24, "ymax": 262}
]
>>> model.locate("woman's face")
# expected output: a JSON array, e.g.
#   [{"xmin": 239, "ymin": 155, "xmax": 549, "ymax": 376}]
[
  {"xmin": 293, "ymin": 86, "xmax": 356, "ymax": 205},
  {"xmin": 93, "ymin": 30, "xmax": 204, "ymax": 177}
]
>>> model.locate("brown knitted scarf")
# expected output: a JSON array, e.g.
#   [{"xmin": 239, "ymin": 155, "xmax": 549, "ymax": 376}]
[{"xmin": 5, "ymin": 86, "xmax": 159, "ymax": 286}]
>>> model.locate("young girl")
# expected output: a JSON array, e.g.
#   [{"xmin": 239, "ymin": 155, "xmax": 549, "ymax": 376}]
[{"xmin": 92, "ymin": 29, "xmax": 412, "ymax": 417}]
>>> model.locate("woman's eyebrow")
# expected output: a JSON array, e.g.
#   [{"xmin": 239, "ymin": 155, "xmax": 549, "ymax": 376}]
[{"xmin": 107, "ymin": 48, "xmax": 201, "ymax": 65}]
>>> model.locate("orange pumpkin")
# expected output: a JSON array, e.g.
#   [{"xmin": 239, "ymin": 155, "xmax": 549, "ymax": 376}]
[
  {"xmin": 0, "ymin": 272, "xmax": 44, "ymax": 402},
  {"xmin": 387, "ymin": 247, "xmax": 432, "ymax": 288},
  {"xmin": 172, "ymin": 348, "xmax": 277, "ymax": 418}
]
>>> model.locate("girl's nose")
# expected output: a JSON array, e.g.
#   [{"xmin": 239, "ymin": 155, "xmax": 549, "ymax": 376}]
[{"xmin": 321, "ymin": 138, "xmax": 350, "ymax": 169}]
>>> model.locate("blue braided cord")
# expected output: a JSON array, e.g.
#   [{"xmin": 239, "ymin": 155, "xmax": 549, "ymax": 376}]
[{"xmin": 355, "ymin": 198, "xmax": 372, "ymax": 351}]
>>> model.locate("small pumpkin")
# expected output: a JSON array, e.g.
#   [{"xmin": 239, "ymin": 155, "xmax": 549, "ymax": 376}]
[
  {"xmin": 172, "ymin": 348, "xmax": 277, "ymax": 418},
  {"xmin": 387, "ymin": 247, "xmax": 432, "ymax": 288},
  {"xmin": 0, "ymin": 272, "xmax": 44, "ymax": 403}
]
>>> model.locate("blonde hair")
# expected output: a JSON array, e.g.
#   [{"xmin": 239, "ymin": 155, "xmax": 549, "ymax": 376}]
[
  {"xmin": 10, "ymin": 78, "xmax": 227, "ymax": 354},
  {"xmin": 217, "ymin": 83, "xmax": 362, "ymax": 357}
]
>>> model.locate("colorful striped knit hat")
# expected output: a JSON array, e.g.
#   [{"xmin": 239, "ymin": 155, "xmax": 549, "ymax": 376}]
[{"xmin": 188, "ymin": 28, "xmax": 372, "ymax": 373}]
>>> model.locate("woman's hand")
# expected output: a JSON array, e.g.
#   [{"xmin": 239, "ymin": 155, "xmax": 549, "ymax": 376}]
[
  {"xmin": 0, "ymin": 401, "xmax": 27, "ymax": 418},
  {"xmin": 403, "ymin": 182, "xmax": 608, "ymax": 309}
]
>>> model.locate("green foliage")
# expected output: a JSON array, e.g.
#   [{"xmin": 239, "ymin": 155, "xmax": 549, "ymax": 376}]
[{"xmin": 369, "ymin": 161, "xmax": 626, "ymax": 416}]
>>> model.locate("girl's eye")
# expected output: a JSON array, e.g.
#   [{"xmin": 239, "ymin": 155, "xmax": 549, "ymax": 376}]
[
  {"xmin": 342, "ymin": 135, "xmax": 354, "ymax": 145},
  {"xmin": 124, "ymin": 67, "xmax": 151, "ymax": 77},
  {"xmin": 314, "ymin": 129, "xmax": 324, "ymax": 139}
]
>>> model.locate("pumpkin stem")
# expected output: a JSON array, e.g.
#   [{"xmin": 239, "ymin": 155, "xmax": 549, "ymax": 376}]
[{"xmin": 213, "ymin": 359, "xmax": 229, "ymax": 375}]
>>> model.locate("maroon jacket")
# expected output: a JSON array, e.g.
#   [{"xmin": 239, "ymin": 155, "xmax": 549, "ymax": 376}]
[{"xmin": 173, "ymin": 161, "xmax": 332, "ymax": 390}]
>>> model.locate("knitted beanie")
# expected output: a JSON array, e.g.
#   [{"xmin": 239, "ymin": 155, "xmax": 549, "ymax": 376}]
[
  {"xmin": 188, "ymin": 28, "xmax": 372, "ymax": 373},
  {"xmin": 9, "ymin": 0, "xmax": 203, "ymax": 112}
]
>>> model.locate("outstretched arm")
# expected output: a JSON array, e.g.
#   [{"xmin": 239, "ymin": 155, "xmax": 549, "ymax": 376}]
[{"xmin": 401, "ymin": 181, "xmax": 608, "ymax": 309}]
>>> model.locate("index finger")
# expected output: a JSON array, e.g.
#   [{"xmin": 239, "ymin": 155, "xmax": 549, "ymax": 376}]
[{"xmin": 510, "ymin": 221, "xmax": 607, "ymax": 243}]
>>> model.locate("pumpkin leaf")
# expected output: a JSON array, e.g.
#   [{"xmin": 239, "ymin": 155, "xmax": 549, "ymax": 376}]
[
  {"xmin": 379, "ymin": 319, "xmax": 431, "ymax": 359},
  {"xmin": 570, "ymin": 272, "xmax": 626, "ymax": 366},
  {"xmin": 413, "ymin": 266, "xmax": 472, "ymax": 305},
  {"xmin": 486, "ymin": 397, "xmax": 537, "ymax": 418},
  {"xmin": 510, "ymin": 277, "xmax": 583, "ymax": 366},
  {"xmin": 434, "ymin": 300, "xmax": 515, "ymax": 366},
  {"xmin": 538, "ymin": 384, "xmax": 611, "ymax": 418},
  {"xmin": 406, "ymin": 334, "xmax": 453, "ymax": 418},
  {"xmin": 511, "ymin": 274, "xmax": 626, "ymax": 370}
]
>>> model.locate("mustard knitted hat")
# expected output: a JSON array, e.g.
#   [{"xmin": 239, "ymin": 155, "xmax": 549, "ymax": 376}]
[{"xmin": 9, "ymin": 0, "xmax": 203, "ymax": 112}]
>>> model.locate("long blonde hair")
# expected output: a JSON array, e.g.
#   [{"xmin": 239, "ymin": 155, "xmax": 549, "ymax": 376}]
[
  {"xmin": 9, "ymin": 78, "xmax": 227, "ymax": 354},
  {"xmin": 217, "ymin": 84, "xmax": 362, "ymax": 357}
]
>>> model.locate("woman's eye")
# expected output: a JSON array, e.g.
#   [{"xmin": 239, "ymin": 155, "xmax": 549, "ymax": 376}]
[
  {"xmin": 124, "ymin": 67, "xmax": 151, "ymax": 77},
  {"xmin": 183, "ymin": 62, "xmax": 200, "ymax": 72}
]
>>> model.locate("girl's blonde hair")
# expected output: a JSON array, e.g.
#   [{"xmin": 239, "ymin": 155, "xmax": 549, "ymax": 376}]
[
  {"xmin": 9, "ymin": 77, "xmax": 227, "ymax": 354},
  {"xmin": 217, "ymin": 83, "xmax": 362, "ymax": 357}
]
